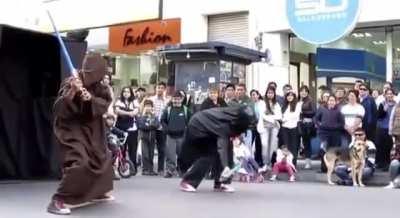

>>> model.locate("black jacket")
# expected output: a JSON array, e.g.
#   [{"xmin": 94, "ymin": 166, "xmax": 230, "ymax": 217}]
[
  {"xmin": 161, "ymin": 106, "xmax": 192, "ymax": 137},
  {"xmin": 300, "ymin": 97, "xmax": 316, "ymax": 120},
  {"xmin": 314, "ymin": 105, "xmax": 344, "ymax": 131}
]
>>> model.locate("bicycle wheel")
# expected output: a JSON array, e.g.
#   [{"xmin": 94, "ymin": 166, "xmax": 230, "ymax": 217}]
[{"xmin": 118, "ymin": 159, "xmax": 134, "ymax": 178}]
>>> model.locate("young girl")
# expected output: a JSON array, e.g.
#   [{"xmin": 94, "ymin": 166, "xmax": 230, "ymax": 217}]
[
  {"xmin": 115, "ymin": 87, "xmax": 139, "ymax": 175},
  {"xmin": 257, "ymin": 87, "xmax": 282, "ymax": 169},
  {"xmin": 270, "ymin": 145, "xmax": 296, "ymax": 182},
  {"xmin": 233, "ymin": 137, "xmax": 265, "ymax": 183},
  {"xmin": 281, "ymin": 91, "xmax": 301, "ymax": 166},
  {"xmin": 299, "ymin": 85, "xmax": 316, "ymax": 169}
]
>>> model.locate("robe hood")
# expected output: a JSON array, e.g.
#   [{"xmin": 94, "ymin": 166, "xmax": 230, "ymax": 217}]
[{"xmin": 80, "ymin": 53, "xmax": 107, "ymax": 87}]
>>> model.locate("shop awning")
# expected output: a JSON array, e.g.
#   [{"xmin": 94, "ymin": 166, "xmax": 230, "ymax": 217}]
[
  {"xmin": 158, "ymin": 41, "xmax": 267, "ymax": 65},
  {"xmin": 0, "ymin": 0, "xmax": 160, "ymax": 32},
  {"xmin": 316, "ymin": 48, "xmax": 386, "ymax": 81}
]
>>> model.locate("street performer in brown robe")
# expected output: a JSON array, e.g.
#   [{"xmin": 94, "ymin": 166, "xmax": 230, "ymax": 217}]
[{"xmin": 47, "ymin": 53, "xmax": 114, "ymax": 215}]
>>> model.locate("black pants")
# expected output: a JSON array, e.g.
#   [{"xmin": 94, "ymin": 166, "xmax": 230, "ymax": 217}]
[
  {"xmin": 179, "ymin": 130, "xmax": 225, "ymax": 188},
  {"xmin": 299, "ymin": 122, "xmax": 314, "ymax": 159},
  {"xmin": 375, "ymin": 128, "xmax": 393, "ymax": 169},
  {"xmin": 318, "ymin": 130, "xmax": 342, "ymax": 172},
  {"xmin": 141, "ymin": 137, "xmax": 155, "ymax": 173},
  {"xmin": 156, "ymin": 130, "xmax": 166, "ymax": 173},
  {"xmin": 281, "ymin": 127, "xmax": 300, "ymax": 166},
  {"xmin": 251, "ymin": 129, "xmax": 263, "ymax": 166},
  {"xmin": 126, "ymin": 130, "xmax": 138, "ymax": 171},
  {"xmin": 363, "ymin": 123, "xmax": 376, "ymax": 143}
]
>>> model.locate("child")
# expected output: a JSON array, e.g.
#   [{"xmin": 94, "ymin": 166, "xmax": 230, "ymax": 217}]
[
  {"xmin": 104, "ymin": 113, "xmax": 127, "ymax": 180},
  {"xmin": 137, "ymin": 99, "xmax": 160, "ymax": 176},
  {"xmin": 270, "ymin": 145, "xmax": 296, "ymax": 182},
  {"xmin": 233, "ymin": 136, "xmax": 265, "ymax": 183},
  {"xmin": 161, "ymin": 91, "xmax": 191, "ymax": 178}
]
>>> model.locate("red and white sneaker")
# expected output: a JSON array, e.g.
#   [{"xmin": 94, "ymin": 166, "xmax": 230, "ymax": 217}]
[
  {"xmin": 214, "ymin": 184, "xmax": 235, "ymax": 193},
  {"xmin": 180, "ymin": 181, "xmax": 197, "ymax": 192},
  {"xmin": 47, "ymin": 199, "xmax": 71, "ymax": 215}
]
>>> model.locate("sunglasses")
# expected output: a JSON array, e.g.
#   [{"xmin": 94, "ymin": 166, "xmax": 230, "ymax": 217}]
[
  {"xmin": 359, "ymin": 88, "xmax": 367, "ymax": 91},
  {"xmin": 354, "ymin": 133, "xmax": 365, "ymax": 137}
]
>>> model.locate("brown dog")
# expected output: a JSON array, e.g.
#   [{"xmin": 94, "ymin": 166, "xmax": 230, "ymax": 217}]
[{"xmin": 324, "ymin": 140, "xmax": 368, "ymax": 187}]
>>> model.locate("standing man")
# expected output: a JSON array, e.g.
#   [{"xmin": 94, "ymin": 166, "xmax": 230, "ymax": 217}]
[
  {"xmin": 359, "ymin": 83, "xmax": 377, "ymax": 142},
  {"xmin": 224, "ymin": 83, "xmax": 239, "ymax": 106},
  {"xmin": 47, "ymin": 54, "xmax": 113, "ymax": 215},
  {"xmin": 235, "ymin": 83, "xmax": 254, "ymax": 149},
  {"xmin": 161, "ymin": 91, "xmax": 191, "ymax": 178},
  {"xmin": 149, "ymin": 82, "xmax": 169, "ymax": 175},
  {"xmin": 277, "ymin": 84, "xmax": 292, "ymax": 107},
  {"xmin": 236, "ymin": 84, "xmax": 252, "ymax": 106}
]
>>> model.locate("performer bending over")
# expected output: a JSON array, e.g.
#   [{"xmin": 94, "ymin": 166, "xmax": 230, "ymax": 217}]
[
  {"xmin": 178, "ymin": 106, "xmax": 256, "ymax": 193},
  {"xmin": 47, "ymin": 54, "xmax": 113, "ymax": 215}
]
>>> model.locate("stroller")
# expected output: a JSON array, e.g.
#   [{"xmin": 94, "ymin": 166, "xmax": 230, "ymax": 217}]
[{"xmin": 107, "ymin": 129, "xmax": 135, "ymax": 179}]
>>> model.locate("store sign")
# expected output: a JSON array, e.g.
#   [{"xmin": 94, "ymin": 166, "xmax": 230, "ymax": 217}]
[
  {"xmin": 286, "ymin": 0, "xmax": 361, "ymax": 44},
  {"xmin": 109, "ymin": 19, "xmax": 181, "ymax": 54}
]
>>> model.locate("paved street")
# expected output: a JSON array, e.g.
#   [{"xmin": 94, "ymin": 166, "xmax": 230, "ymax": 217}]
[{"xmin": 0, "ymin": 176, "xmax": 397, "ymax": 218}]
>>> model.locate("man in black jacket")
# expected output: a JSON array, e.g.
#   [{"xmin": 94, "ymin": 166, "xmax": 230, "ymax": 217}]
[
  {"xmin": 161, "ymin": 91, "xmax": 192, "ymax": 178},
  {"xmin": 359, "ymin": 83, "xmax": 377, "ymax": 142},
  {"xmin": 178, "ymin": 106, "xmax": 257, "ymax": 193}
]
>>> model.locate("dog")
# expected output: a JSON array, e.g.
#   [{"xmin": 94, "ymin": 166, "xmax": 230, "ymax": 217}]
[{"xmin": 324, "ymin": 140, "xmax": 368, "ymax": 187}]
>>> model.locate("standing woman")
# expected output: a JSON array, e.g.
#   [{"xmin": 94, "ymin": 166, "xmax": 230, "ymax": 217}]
[
  {"xmin": 340, "ymin": 90, "xmax": 365, "ymax": 147},
  {"xmin": 115, "ymin": 87, "xmax": 140, "ymax": 175},
  {"xmin": 298, "ymin": 85, "xmax": 316, "ymax": 169},
  {"xmin": 314, "ymin": 95, "xmax": 345, "ymax": 172},
  {"xmin": 250, "ymin": 89, "xmax": 264, "ymax": 166},
  {"xmin": 257, "ymin": 87, "xmax": 282, "ymax": 168},
  {"xmin": 281, "ymin": 91, "xmax": 301, "ymax": 166}
]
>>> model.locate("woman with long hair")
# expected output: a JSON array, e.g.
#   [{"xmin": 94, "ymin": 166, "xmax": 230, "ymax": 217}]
[
  {"xmin": 281, "ymin": 91, "xmax": 301, "ymax": 166},
  {"xmin": 115, "ymin": 86, "xmax": 140, "ymax": 175},
  {"xmin": 298, "ymin": 85, "xmax": 316, "ymax": 169},
  {"xmin": 250, "ymin": 89, "xmax": 264, "ymax": 165},
  {"xmin": 257, "ymin": 87, "xmax": 282, "ymax": 169}
]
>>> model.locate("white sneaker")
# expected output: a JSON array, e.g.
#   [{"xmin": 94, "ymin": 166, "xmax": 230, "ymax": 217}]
[
  {"xmin": 269, "ymin": 175, "xmax": 277, "ymax": 181},
  {"xmin": 289, "ymin": 175, "xmax": 296, "ymax": 182},
  {"xmin": 220, "ymin": 167, "xmax": 234, "ymax": 181},
  {"xmin": 304, "ymin": 159, "xmax": 312, "ymax": 169},
  {"xmin": 238, "ymin": 168, "xmax": 248, "ymax": 175},
  {"xmin": 258, "ymin": 165, "xmax": 269, "ymax": 173},
  {"xmin": 384, "ymin": 182, "xmax": 395, "ymax": 189},
  {"xmin": 214, "ymin": 184, "xmax": 235, "ymax": 193},
  {"xmin": 180, "ymin": 181, "xmax": 197, "ymax": 192}
]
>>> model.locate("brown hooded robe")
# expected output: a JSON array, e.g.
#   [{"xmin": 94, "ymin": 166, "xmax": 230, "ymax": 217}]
[{"xmin": 52, "ymin": 54, "xmax": 113, "ymax": 205}]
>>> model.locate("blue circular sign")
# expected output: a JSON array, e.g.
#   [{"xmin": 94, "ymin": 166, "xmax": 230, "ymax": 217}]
[{"xmin": 286, "ymin": 0, "xmax": 361, "ymax": 45}]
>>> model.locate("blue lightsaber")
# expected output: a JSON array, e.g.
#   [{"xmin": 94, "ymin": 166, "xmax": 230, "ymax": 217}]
[{"xmin": 46, "ymin": 10, "xmax": 77, "ymax": 77}]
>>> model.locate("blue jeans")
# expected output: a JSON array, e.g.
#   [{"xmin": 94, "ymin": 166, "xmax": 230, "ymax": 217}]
[
  {"xmin": 389, "ymin": 160, "xmax": 400, "ymax": 181},
  {"xmin": 334, "ymin": 165, "xmax": 374, "ymax": 184}
]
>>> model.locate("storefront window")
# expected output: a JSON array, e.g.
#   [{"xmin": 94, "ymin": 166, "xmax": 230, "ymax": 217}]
[
  {"xmin": 290, "ymin": 27, "xmax": 387, "ymax": 94},
  {"xmin": 392, "ymin": 27, "xmax": 400, "ymax": 89},
  {"xmin": 232, "ymin": 63, "xmax": 246, "ymax": 84}
]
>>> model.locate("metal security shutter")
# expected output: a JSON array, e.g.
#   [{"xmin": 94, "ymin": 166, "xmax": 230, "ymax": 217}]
[{"xmin": 208, "ymin": 12, "xmax": 249, "ymax": 47}]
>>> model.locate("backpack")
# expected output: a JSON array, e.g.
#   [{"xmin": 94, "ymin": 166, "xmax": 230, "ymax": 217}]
[{"xmin": 167, "ymin": 106, "xmax": 188, "ymax": 123}]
